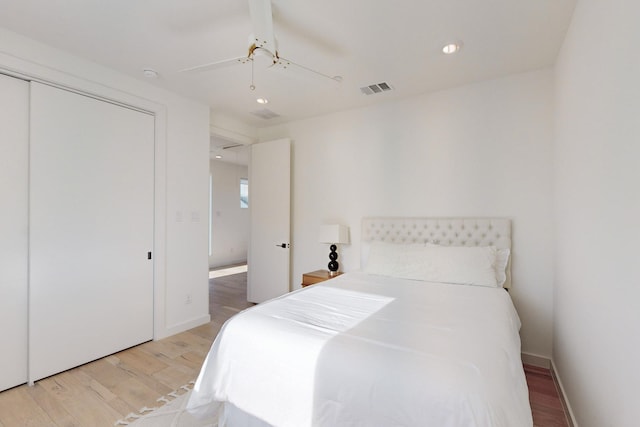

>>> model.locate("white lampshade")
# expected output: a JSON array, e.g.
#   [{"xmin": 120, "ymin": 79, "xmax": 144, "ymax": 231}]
[{"xmin": 318, "ymin": 224, "xmax": 350, "ymax": 245}]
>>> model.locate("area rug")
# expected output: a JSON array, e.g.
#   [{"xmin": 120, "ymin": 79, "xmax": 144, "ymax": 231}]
[{"xmin": 114, "ymin": 381, "xmax": 215, "ymax": 427}]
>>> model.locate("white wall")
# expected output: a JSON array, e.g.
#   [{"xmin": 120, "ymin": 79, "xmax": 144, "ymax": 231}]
[
  {"xmin": 0, "ymin": 27, "xmax": 211, "ymax": 339},
  {"xmin": 554, "ymin": 1, "xmax": 640, "ymax": 425},
  {"xmin": 209, "ymin": 159, "xmax": 250, "ymax": 268},
  {"xmin": 260, "ymin": 69, "xmax": 555, "ymax": 357}
]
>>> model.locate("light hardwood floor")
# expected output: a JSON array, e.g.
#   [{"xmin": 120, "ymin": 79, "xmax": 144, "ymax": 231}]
[
  {"xmin": 0, "ymin": 272, "xmax": 251, "ymax": 427},
  {"xmin": 0, "ymin": 271, "xmax": 570, "ymax": 426}
]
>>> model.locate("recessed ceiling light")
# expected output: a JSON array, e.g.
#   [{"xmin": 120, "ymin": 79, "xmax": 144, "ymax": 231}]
[
  {"xmin": 256, "ymin": 98, "xmax": 269, "ymax": 104},
  {"xmin": 215, "ymin": 155, "xmax": 222, "ymax": 159},
  {"xmin": 143, "ymin": 68, "xmax": 159, "ymax": 78},
  {"xmin": 442, "ymin": 43, "xmax": 462, "ymax": 55}
]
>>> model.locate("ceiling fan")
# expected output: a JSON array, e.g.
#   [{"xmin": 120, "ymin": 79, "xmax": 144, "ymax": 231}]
[{"xmin": 180, "ymin": 0, "xmax": 341, "ymax": 87}]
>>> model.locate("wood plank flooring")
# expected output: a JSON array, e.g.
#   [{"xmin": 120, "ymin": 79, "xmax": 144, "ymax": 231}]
[
  {"xmin": 525, "ymin": 364, "xmax": 571, "ymax": 427},
  {"xmin": 0, "ymin": 271, "xmax": 251, "ymax": 427},
  {"xmin": 0, "ymin": 269, "xmax": 570, "ymax": 426}
]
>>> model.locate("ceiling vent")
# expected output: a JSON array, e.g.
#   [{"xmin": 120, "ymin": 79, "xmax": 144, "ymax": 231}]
[
  {"xmin": 360, "ymin": 82, "xmax": 393, "ymax": 95},
  {"xmin": 251, "ymin": 108, "xmax": 280, "ymax": 120}
]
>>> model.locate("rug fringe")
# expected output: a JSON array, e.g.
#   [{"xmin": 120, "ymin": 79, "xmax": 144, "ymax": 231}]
[{"xmin": 114, "ymin": 380, "xmax": 196, "ymax": 426}]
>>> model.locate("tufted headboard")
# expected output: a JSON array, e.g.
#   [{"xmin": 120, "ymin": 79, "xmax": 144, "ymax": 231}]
[{"xmin": 361, "ymin": 217, "xmax": 512, "ymax": 288}]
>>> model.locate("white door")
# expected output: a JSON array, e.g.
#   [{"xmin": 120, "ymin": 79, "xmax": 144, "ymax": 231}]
[
  {"xmin": 0, "ymin": 74, "xmax": 29, "ymax": 391},
  {"xmin": 29, "ymin": 83, "xmax": 155, "ymax": 382},
  {"xmin": 247, "ymin": 139, "xmax": 291, "ymax": 303}
]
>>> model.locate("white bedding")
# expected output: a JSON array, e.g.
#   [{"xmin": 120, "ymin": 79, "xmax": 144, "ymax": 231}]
[{"xmin": 187, "ymin": 272, "xmax": 532, "ymax": 427}]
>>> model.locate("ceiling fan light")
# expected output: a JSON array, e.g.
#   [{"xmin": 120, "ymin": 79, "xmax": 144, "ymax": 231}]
[
  {"xmin": 442, "ymin": 42, "xmax": 462, "ymax": 54},
  {"xmin": 257, "ymin": 98, "xmax": 269, "ymax": 104}
]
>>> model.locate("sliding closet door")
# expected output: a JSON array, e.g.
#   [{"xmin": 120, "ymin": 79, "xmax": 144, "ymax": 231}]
[
  {"xmin": 29, "ymin": 83, "xmax": 154, "ymax": 382},
  {"xmin": 0, "ymin": 74, "xmax": 29, "ymax": 391}
]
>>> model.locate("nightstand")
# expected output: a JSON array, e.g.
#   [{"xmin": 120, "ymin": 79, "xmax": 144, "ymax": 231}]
[{"xmin": 301, "ymin": 270, "xmax": 343, "ymax": 288}]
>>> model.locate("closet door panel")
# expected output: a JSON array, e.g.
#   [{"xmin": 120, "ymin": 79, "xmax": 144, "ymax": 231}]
[
  {"xmin": 0, "ymin": 74, "xmax": 29, "ymax": 391},
  {"xmin": 29, "ymin": 83, "xmax": 154, "ymax": 382}
]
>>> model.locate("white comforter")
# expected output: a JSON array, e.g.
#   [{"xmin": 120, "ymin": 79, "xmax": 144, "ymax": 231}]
[{"xmin": 187, "ymin": 272, "xmax": 532, "ymax": 427}]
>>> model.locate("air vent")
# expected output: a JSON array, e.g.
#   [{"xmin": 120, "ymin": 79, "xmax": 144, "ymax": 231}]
[
  {"xmin": 360, "ymin": 82, "xmax": 393, "ymax": 95},
  {"xmin": 251, "ymin": 108, "xmax": 280, "ymax": 120},
  {"xmin": 222, "ymin": 143, "xmax": 243, "ymax": 150}
]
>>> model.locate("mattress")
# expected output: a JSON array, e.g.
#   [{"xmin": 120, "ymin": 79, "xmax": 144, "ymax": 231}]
[{"xmin": 187, "ymin": 272, "xmax": 532, "ymax": 427}]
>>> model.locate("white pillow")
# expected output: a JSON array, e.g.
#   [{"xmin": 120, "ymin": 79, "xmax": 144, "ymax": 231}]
[
  {"xmin": 364, "ymin": 241, "xmax": 507, "ymax": 288},
  {"xmin": 424, "ymin": 244, "xmax": 511, "ymax": 287},
  {"xmin": 411, "ymin": 244, "xmax": 498, "ymax": 287},
  {"xmin": 363, "ymin": 241, "xmax": 421, "ymax": 277},
  {"xmin": 493, "ymin": 247, "xmax": 511, "ymax": 287}
]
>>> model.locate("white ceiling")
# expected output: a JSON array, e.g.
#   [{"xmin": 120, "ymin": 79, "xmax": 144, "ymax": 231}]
[{"xmin": 0, "ymin": 0, "xmax": 575, "ymax": 130}]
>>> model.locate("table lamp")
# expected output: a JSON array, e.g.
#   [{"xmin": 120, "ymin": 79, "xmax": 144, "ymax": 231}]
[{"xmin": 318, "ymin": 224, "xmax": 350, "ymax": 276}]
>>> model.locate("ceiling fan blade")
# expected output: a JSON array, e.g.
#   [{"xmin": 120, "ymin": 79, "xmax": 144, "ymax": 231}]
[
  {"xmin": 180, "ymin": 56, "xmax": 251, "ymax": 73},
  {"xmin": 271, "ymin": 57, "xmax": 342, "ymax": 83},
  {"xmin": 248, "ymin": 0, "xmax": 277, "ymax": 55}
]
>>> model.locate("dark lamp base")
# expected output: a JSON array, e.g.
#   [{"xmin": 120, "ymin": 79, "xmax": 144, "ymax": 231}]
[{"xmin": 328, "ymin": 245, "xmax": 339, "ymax": 275}]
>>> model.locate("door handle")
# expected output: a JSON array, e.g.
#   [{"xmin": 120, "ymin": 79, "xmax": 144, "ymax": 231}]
[{"xmin": 276, "ymin": 243, "xmax": 290, "ymax": 248}]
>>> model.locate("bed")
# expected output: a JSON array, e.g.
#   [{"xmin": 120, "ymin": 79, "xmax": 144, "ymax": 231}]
[{"xmin": 187, "ymin": 218, "xmax": 532, "ymax": 427}]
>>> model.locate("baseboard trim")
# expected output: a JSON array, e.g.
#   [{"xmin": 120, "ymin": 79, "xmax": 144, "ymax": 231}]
[
  {"xmin": 550, "ymin": 359, "xmax": 578, "ymax": 427},
  {"xmin": 521, "ymin": 352, "xmax": 551, "ymax": 368},
  {"xmin": 209, "ymin": 259, "xmax": 248, "ymax": 270},
  {"xmin": 155, "ymin": 314, "xmax": 211, "ymax": 340}
]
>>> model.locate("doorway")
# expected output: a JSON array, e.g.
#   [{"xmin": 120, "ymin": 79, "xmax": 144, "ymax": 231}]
[
  {"xmin": 208, "ymin": 140, "xmax": 250, "ymax": 273},
  {"xmin": 208, "ymin": 137, "xmax": 292, "ymax": 306}
]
